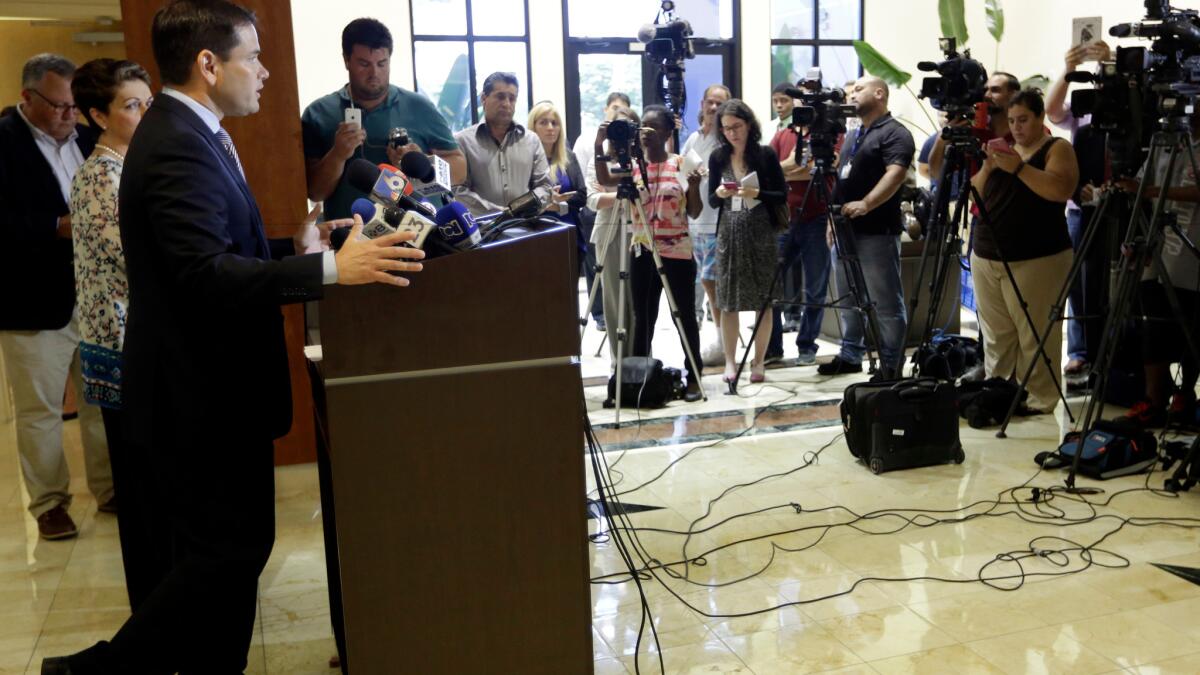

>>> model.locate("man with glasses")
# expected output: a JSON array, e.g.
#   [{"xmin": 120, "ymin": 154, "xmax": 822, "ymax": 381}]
[
  {"xmin": 454, "ymin": 71, "xmax": 554, "ymax": 217},
  {"xmin": 302, "ymin": 17, "xmax": 466, "ymax": 220},
  {"xmin": 0, "ymin": 53, "xmax": 112, "ymax": 540}
]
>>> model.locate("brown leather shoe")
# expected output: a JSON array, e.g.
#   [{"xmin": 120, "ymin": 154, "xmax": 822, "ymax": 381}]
[
  {"xmin": 97, "ymin": 496, "xmax": 117, "ymax": 514},
  {"xmin": 37, "ymin": 506, "xmax": 78, "ymax": 541}
]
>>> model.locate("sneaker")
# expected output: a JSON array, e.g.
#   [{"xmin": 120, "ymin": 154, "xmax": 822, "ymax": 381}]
[
  {"xmin": 1117, "ymin": 400, "xmax": 1168, "ymax": 429},
  {"xmin": 36, "ymin": 505, "xmax": 78, "ymax": 541},
  {"xmin": 796, "ymin": 351, "xmax": 817, "ymax": 366},
  {"xmin": 763, "ymin": 351, "xmax": 784, "ymax": 366},
  {"xmin": 782, "ymin": 318, "xmax": 801, "ymax": 333},
  {"xmin": 817, "ymin": 357, "xmax": 863, "ymax": 376},
  {"xmin": 702, "ymin": 341, "xmax": 724, "ymax": 368},
  {"xmin": 1167, "ymin": 391, "xmax": 1197, "ymax": 426},
  {"xmin": 1064, "ymin": 359, "xmax": 1089, "ymax": 376},
  {"xmin": 594, "ymin": 318, "xmax": 606, "ymax": 332}
]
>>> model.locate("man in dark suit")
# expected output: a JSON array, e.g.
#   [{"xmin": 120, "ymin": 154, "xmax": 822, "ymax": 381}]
[
  {"xmin": 42, "ymin": 2, "xmax": 425, "ymax": 673},
  {"xmin": 0, "ymin": 53, "xmax": 112, "ymax": 541}
]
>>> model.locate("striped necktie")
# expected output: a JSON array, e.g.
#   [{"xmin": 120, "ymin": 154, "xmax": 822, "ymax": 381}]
[{"xmin": 214, "ymin": 127, "xmax": 245, "ymax": 179}]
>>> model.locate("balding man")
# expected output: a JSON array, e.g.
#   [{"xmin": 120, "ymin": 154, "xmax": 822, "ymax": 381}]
[{"xmin": 818, "ymin": 75, "xmax": 915, "ymax": 379}]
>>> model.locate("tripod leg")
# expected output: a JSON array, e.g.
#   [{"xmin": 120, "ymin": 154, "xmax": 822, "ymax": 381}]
[{"xmin": 612, "ymin": 201, "xmax": 632, "ymax": 426}]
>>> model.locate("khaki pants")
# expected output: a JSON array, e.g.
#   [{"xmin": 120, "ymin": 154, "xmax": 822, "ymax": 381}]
[
  {"xmin": 0, "ymin": 315, "xmax": 112, "ymax": 517},
  {"xmin": 971, "ymin": 249, "xmax": 1072, "ymax": 412},
  {"xmin": 594, "ymin": 217, "xmax": 635, "ymax": 365}
]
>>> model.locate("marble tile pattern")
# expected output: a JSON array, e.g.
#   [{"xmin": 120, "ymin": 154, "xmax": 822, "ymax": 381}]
[{"xmin": 3, "ymin": 309, "xmax": 1200, "ymax": 674}]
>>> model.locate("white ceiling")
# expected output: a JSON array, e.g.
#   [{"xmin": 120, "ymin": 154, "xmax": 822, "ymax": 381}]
[{"xmin": 0, "ymin": 0, "xmax": 120, "ymax": 21}]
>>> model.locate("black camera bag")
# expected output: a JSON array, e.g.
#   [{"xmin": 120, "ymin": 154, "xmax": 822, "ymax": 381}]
[{"xmin": 840, "ymin": 377, "xmax": 965, "ymax": 474}]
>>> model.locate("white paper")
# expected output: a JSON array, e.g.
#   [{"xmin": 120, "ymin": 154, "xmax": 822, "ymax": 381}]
[
  {"xmin": 1073, "ymin": 17, "xmax": 1102, "ymax": 48},
  {"xmin": 681, "ymin": 148, "xmax": 704, "ymax": 176},
  {"xmin": 740, "ymin": 171, "xmax": 760, "ymax": 210}
]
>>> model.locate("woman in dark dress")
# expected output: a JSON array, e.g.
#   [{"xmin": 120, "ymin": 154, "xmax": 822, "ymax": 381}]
[{"xmin": 707, "ymin": 99, "xmax": 788, "ymax": 384}]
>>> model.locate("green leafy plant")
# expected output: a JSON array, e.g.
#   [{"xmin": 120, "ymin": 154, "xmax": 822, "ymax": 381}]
[
  {"xmin": 985, "ymin": 0, "xmax": 1004, "ymax": 69},
  {"xmin": 852, "ymin": 40, "xmax": 935, "ymax": 133},
  {"xmin": 939, "ymin": 0, "xmax": 968, "ymax": 46}
]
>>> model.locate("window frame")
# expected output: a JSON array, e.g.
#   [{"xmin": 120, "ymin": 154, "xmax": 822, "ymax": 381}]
[
  {"xmin": 560, "ymin": 0, "xmax": 741, "ymax": 147},
  {"xmin": 769, "ymin": 0, "xmax": 865, "ymax": 88},
  {"xmin": 409, "ymin": 0, "xmax": 535, "ymax": 130}
]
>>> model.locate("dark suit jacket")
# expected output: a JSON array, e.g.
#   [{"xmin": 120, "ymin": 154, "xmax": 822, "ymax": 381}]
[
  {"xmin": 119, "ymin": 93, "xmax": 324, "ymax": 445},
  {"xmin": 0, "ymin": 112, "xmax": 94, "ymax": 329}
]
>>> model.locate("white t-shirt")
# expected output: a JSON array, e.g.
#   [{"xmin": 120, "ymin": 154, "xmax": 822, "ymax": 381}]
[{"xmin": 681, "ymin": 129, "xmax": 722, "ymax": 235}]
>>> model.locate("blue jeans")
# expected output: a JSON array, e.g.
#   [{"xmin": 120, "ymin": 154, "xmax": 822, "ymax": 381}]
[
  {"xmin": 768, "ymin": 215, "xmax": 831, "ymax": 356},
  {"xmin": 832, "ymin": 233, "xmax": 908, "ymax": 372},
  {"xmin": 1066, "ymin": 207, "xmax": 1085, "ymax": 362}
]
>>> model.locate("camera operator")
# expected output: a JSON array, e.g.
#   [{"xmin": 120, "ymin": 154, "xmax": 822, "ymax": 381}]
[
  {"xmin": 1046, "ymin": 41, "xmax": 1113, "ymax": 379},
  {"xmin": 595, "ymin": 105, "xmax": 705, "ymax": 401},
  {"xmin": 818, "ymin": 76, "xmax": 914, "ymax": 379},
  {"xmin": 586, "ymin": 107, "xmax": 641, "ymax": 362},
  {"xmin": 301, "ymin": 18, "xmax": 466, "ymax": 220},
  {"xmin": 1113, "ymin": 112, "xmax": 1200, "ymax": 428},
  {"xmin": 765, "ymin": 81, "xmax": 834, "ymax": 367},
  {"xmin": 970, "ymin": 89, "xmax": 1079, "ymax": 414},
  {"xmin": 927, "ymin": 72, "xmax": 1021, "ymax": 179}
]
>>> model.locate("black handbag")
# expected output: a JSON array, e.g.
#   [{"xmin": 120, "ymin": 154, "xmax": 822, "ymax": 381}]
[
  {"xmin": 840, "ymin": 377, "xmax": 965, "ymax": 474},
  {"xmin": 605, "ymin": 357, "xmax": 683, "ymax": 408}
]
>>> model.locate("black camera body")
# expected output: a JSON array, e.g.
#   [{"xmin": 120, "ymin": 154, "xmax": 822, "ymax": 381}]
[
  {"xmin": 604, "ymin": 118, "xmax": 643, "ymax": 174},
  {"xmin": 786, "ymin": 70, "xmax": 856, "ymax": 168},
  {"xmin": 388, "ymin": 127, "xmax": 410, "ymax": 150},
  {"xmin": 1069, "ymin": 1, "xmax": 1200, "ymax": 175},
  {"xmin": 917, "ymin": 38, "xmax": 988, "ymax": 120},
  {"xmin": 640, "ymin": 19, "xmax": 695, "ymax": 63}
]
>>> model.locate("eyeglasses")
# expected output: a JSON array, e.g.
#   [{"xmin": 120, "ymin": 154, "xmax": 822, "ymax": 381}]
[{"xmin": 28, "ymin": 89, "xmax": 78, "ymax": 115}]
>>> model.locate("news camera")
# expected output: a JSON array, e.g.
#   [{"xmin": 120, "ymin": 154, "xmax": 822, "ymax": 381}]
[
  {"xmin": 637, "ymin": 1, "xmax": 696, "ymax": 126},
  {"xmin": 1069, "ymin": 1, "xmax": 1200, "ymax": 174},
  {"xmin": 785, "ymin": 68, "xmax": 856, "ymax": 169},
  {"xmin": 917, "ymin": 38, "xmax": 989, "ymax": 121}
]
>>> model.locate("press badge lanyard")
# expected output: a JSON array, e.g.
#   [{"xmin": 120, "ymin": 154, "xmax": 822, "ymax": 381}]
[{"xmin": 840, "ymin": 117, "xmax": 880, "ymax": 180}]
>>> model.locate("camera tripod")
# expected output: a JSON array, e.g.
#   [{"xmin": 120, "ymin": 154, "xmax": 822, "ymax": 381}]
[
  {"xmin": 580, "ymin": 166, "xmax": 709, "ymax": 425},
  {"xmin": 909, "ymin": 127, "xmax": 1074, "ymax": 424},
  {"xmin": 1057, "ymin": 128, "xmax": 1200, "ymax": 493},
  {"xmin": 733, "ymin": 147, "xmax": 886, "ymax": 391}
]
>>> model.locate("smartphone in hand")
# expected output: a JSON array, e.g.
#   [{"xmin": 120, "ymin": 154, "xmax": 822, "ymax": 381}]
[
  {"xmin": 987, "ymin": 137, "xmax": 1016, "ymax": 155},
  {"xmin": 344, "ymin": 108, "xmax": 362, "ymax": 129},
  {"xmin": 721, "ymin": 181, "xmax": 738, "ymax": 191}
]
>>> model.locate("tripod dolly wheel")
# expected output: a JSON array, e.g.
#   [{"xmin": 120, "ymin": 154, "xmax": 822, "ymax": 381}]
[{"xmin": 953, "ymin": 447, "xmax": 966, "ymax": 464}]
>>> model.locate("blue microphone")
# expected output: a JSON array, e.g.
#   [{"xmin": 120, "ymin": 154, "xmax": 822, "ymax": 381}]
[{"xmin": 434, "ymin": 201, "xmax": 481, "ymax": 251}]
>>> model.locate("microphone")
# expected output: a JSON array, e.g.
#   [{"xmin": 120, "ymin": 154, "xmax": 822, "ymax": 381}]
[
  {"xmin": 433, "ymin": 201, "xmax": 481, "ymax": 251},
  {"xmin": 504, "ymin": 190, "xmax": 545, "ymax": 220},
  {"xmin": 377, "ymin": 163, "xmax": 415, "ymax": 196},
  {"xmin": 377, "ymin": 162, "xmax": 438, "ymax": 218},
  {"xmin": 399, "ymin": 152, "xmax": 454, "ymax": 200},
  {"xmin": 331, "ymin": 197, "xmax": 435, "ymax": 251},
  {"xmin": 345, "ymin": 158, "xmax": 437, "ymax": 219}
]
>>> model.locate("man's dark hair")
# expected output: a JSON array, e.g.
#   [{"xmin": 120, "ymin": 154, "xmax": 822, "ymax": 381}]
[
  {"xmin": 22, "ymin": 54, "xmax": 75, "ymax": 89},
  {"xmin": 605, "ymin": 91, "xmax": 631, "ymax": 107},
  {"xmin": 772, "ymin": 82, "xmax": 793, "ymax": 96},
  {"xmin": 342, "ymin": 18, "xmax": 393, "ymax": 59},
  {"xmin": 992, "ymin": 71, "xmax": 1021, "ymax": 92},
  {"xmin": 151, "ymin": 0, "xmax": 257, "ymax": 87},
  {"xmin": 1008, "ymin": 88, "xmax": 1046, "ymax": 117},
  {"xmin": 482, "ymin": 71, "xmax": 519, "ymax": 97},
  {"xmin": 71, "ymin": 59, "xmax": 152, "ymax": 129}
]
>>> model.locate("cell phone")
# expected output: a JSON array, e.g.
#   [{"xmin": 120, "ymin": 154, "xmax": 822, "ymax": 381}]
[
  {"xmin": 344, "ymin": 108, "xmax": 362, "ymax": 128},
  {"xmin": 987, "ymin": 138, "xmax": 1015, "ymax": 155},
  {"xmin": 722, "ymin": 181, "xmax": 738, "ymax": 190}
]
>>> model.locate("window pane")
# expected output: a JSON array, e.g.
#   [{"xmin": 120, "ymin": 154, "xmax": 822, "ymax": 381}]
[
  {"xmin": 771, "ymin": 45, "xmax": 814, "ymax": 89},
  {"xmin": 413, "ymin": 0, "xmax": 467, "ymax": 36},
  {"xmin": 817, "ymin": 45, "xmax": 860, "ymax": 89},
  {"xmin": 819, "ymin": 0, "xmax": 860, "ymax": 39},
  {"xmin": 568, "ymin": 0, "xmax": 732, "ymax": 39},
  {"xmin": 674, "ymin": 54, "xmax": 724, "ymax": 138},
  {"xmin": 473, "ymin": 42, "xmax": 530, "ymax": 127},
  {"xmin": 577, "ymin": 53, "xmax": 644, "ymax": 141},
  {"xmin": 471, "ymin": 0, "xmax": 526, "ymax": 36},
  {"xmin": 415, "ymin": 41, "xmax": 473, "ymax": 132},
  {"xmin": 771, "ymin": 0, "xmax": 814, "ymax": 40}
]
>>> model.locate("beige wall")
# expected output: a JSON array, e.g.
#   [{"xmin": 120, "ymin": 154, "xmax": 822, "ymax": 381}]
[{"xmin": 0, "ymin": 21, "xmax": 126, "ymax": 107}]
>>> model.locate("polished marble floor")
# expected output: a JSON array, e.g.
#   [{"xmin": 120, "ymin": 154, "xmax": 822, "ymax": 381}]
[{"xmin": 3, "ymin": 308, "xmax": 1200, "ymax": 674}]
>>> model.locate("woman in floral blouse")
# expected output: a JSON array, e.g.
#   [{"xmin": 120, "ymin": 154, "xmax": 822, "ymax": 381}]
[{"xmin": 68, "ymin": 57, "xmax": 153, "ymax": 608}]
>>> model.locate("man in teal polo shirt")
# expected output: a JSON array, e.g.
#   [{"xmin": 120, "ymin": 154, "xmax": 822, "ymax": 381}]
[{"xmin": 302, "ymin": 18, "xmax": 466, "ymax": 220}]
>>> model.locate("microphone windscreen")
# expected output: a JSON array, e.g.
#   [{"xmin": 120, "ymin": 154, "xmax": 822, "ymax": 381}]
[
  {"xmin": 400, "ymin": 152, "xmax": 436, "ymax": 182},
  {"xmin": 637, "ymin": 24, "xmax": 657, "ymax": 43},
  {"xmin": 346, "ymin": 159, "xmax": 381, "ymax": 195},
  {"xmin": 350, "ymin": 197, "xmax": 376, "ymax": 224}
]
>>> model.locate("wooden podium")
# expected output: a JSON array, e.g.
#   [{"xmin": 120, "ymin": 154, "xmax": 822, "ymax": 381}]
[{"xmin": 315, "ymin": 227, "xmax": 593, "ymax": 673}]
